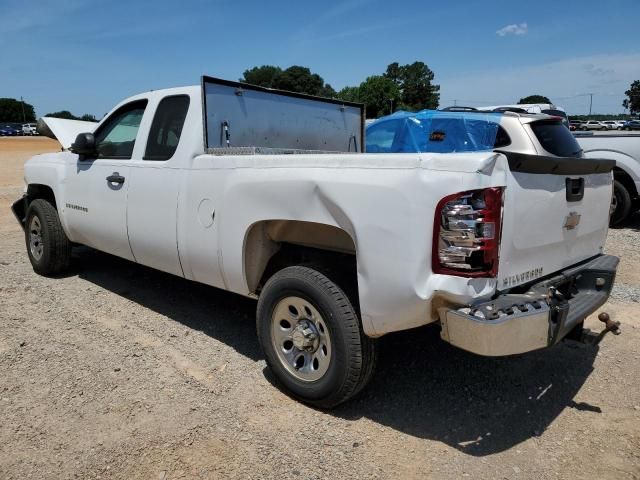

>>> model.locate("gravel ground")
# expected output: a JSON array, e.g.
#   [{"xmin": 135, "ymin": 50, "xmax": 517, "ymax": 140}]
[{"xmin": 1, "ymin": 137, "xmax": 639, "ymax": 479}]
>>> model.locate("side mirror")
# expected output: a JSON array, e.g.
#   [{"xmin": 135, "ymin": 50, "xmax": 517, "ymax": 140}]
[{"xmin": 70, "ymin": 132, "xmax": 96, "ymax": 157}]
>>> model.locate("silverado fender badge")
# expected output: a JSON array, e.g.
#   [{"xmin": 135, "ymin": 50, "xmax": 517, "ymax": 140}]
[
  {"xmin": 65, "ymin": 203, "xmax": 88, "ymax": 213},
  {"xmin": 564, "ymin": 211, "xmax": 581, "ymax": 230}
]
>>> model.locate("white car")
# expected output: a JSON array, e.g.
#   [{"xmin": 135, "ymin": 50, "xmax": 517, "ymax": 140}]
[
  {"xmin": 22, "ymin": 123, "xmax": 37, "ymax": 135},
  {"xmin": 581, "ymin": 120, "xmax": 608, "ymax": 131},
  {"xmin": 576, "ymin": 133, "xmax": 640, "ymax": 225},
  {"xmin": 601, "ymin": 121, "xmax": 618, "ymax": 130},
  {"xmin": 11, "ymin": 77, "xmax": 619, "ymax": 407}
]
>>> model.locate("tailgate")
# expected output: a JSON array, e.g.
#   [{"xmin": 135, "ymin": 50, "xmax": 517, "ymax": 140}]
[{"xmin": 497, "ymin": 151, "xmax": 615, "ymax": 290}]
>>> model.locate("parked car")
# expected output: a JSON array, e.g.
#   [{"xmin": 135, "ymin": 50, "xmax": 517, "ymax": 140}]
[
  {"xmin": 601, "ymin": 121, "xmax": 618, "ymax": 130},
  {"xmin": 614, "ymin": 120, "xmax": 626, "ymax": 130},
  {"xmin": 581, "ymin": 120, "xmax": 608, "ymax": 131},
  {"xmin": 622, "ymin": 120, "xmax": 640, "ymax": 131},
  {"xmin": 0, "ymin": 124, "xmax": 21, "ymax": 136},
  {"xmin": 575, "ymin": 132, "xmax": 640, "ymax": 225},
  {"xmin": 12, "ymin": 78, "xmax": 619, "ymax": 408},
  {"xmin": 22, "ymin": 123, "xmax": 38, "ymax": 135},
  {"xmin": 569, "ymin": 120, "xmax": 582, "ymax": 131}
]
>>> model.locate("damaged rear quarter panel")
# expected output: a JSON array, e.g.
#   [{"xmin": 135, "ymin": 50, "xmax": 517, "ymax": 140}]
[{"xmin": 187, "ymin": 152, "xmax": 507, "ymax": 337}]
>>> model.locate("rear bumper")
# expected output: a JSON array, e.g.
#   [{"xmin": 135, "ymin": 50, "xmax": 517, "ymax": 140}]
[{"xmin": 438, "ymin": 254, "xmax": 619, "ymax": 356}]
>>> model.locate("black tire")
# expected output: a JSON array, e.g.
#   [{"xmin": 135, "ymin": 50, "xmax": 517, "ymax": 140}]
[
  {"xmin": 257, "ymin": 265, "xmax": 377, "ymax": 409},
  {"xmin": 610, "ymin": 180, "xmax": 632, "ymax": 227},
  {"xmin": 25, "ymin": 199, "xmax": 72, "ymax": 275}
]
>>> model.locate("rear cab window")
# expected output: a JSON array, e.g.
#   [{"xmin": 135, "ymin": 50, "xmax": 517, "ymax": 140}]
[
  {"xmin": 530, "ymin": 120, "xmax": 582, "ymax": 157},
  {"xmin": 144, "ymin": 95, "xmax": 190, "ymax": 161}
]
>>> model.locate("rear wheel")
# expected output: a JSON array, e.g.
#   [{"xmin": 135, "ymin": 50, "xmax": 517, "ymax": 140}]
[
  {"xmin": 257, "ymin": 266, "xmax": 377, "ymax": 408},
  {"xmin": 25, "ymin": 199, "xmax": 72, "ymax": 275},
  {"xmin": 610, "ymin": 180, "xmax": 632, "ymax": 226}
]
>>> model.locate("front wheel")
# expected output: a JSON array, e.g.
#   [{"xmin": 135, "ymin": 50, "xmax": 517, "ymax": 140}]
[
  {"xmin": 25, "ymin": 199, "xmax": 72, "ymax": 275},
  {"xmin": 257, "ymin": 266, "xmax": 377, "ymax": 408}
]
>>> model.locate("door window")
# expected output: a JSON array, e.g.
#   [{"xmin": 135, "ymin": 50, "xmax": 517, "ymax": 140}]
[
  {"xmin": 94, "ymin": 100, "xmax": 148, "ymax": 159},
  {"xmin": 144, "ymin": 95, "xmax": 190, "ymax": 161}
]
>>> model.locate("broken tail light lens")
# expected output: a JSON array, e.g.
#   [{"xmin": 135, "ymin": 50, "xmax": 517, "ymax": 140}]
[{"xmin": 432, "ymin": 187, "xmax": 504, "ymax": 277}]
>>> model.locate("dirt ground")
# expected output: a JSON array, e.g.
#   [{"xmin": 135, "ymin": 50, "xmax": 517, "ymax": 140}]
[{"xmin": 1, "ymin": 137, "xmax": 639, "ymax": 480}]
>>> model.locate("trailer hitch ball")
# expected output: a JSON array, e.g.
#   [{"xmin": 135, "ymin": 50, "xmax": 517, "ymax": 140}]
[
  {"xmin": 598, "ymin": 312, "xmax": 621, "ymax": 335},
  {"xmin": 575, "ymin": 311, "xmax": 621, "ymax": 346}
]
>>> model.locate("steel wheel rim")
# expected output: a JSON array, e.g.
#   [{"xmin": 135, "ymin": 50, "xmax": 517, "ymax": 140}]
[
  {"xmin": 29, "ymin": 215, "xmax": 44, "ymax": 261},
  {"xmin": 270, "ymin": 296, "xmax": 332, "ymax": 382}
]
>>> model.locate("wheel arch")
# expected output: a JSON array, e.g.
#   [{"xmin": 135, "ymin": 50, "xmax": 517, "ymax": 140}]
[
  {"xmin": 243, "ymin": 219, "xmax": 357, "ymax": 296},
  {"xmin": 613, "ymin": 166, "xmax": 639, "ymax": 202},
  {"xmin": 27, "ymin": 183, "xmax": 58, "ymax": 209}
]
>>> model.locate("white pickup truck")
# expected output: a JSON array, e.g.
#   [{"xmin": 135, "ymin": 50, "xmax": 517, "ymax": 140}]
[
  {"xmin": 12, "ymin": 77, "xmax": 619, "ymax": 408},
  {"xmin": 575, "ymin": 132, "xmax": 640, "ymax": 225}
]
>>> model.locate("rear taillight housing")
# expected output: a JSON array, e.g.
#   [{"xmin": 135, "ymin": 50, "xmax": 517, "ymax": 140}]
[{"xmin": 432, "ymin": 187, "xmax": 504, "ymax": 277}]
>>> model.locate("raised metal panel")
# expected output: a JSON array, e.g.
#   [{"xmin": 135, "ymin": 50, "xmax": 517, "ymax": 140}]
[{"xmin": 202, "ymin": 76, "xmax": 364, "ymax": 152}]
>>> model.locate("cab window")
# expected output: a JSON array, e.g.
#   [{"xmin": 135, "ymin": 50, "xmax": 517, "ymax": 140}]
[
  {"xmin": 94, "ymin": 100, "xmax": 148, "ymax": 159},
  {"xmin": 144, "ymin": 95, "xmax": 190, "ymax": 161}
]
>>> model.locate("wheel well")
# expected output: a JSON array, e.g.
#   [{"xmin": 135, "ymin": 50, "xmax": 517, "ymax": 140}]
[
  {"xmin": 244, "ymin": 220, "xmax": 358, "ymax": 298},
  {"xmin": 613, "ymin": 167, "xmax": 638, "ymax": 201},
  {"xmin": 27, "ymin": 184, "xmax": 57, "ymax": 209}
]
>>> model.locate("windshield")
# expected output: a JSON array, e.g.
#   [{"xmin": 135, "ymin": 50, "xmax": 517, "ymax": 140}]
[{"xmin": 366, "ymin": 110, "xmax": 506, "ymax": 154}]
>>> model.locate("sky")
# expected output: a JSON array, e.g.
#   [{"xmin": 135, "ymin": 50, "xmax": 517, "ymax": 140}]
[{"xmin": 1, "ymin": 0, "xmax": 639, "ymax": 118}]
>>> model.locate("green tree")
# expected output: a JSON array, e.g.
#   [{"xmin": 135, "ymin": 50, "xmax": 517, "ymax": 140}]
[
  {"xmin": 518, "ymin": 94, "xmax": 551, "ymax": 104},
  {"xmin": 357, "ymin": 76, "xmax": 400, "ymax": 119},
  {"xmin": 384, "ymin": 61, "xmax": 440, "ymax": 111},
  {"xmin": 241, "ymin": 65, "xmax": 282, "ymax": 88},
  {"xmin": 623, "ymin": 80, "xmax": 640, "ymax": 114},
  {"xmin": 241, "ymin": 65, "xmax": 336, "ymax": 97},
  {"xmin": 45, "ymin": 110, "xmax": 78, "ymax": 120},
  {"xmin": 336, "ymin": 86, "xmax": 361, "ymax": 103},
  {"xmin": 0, "ymin": 98, "xmax": 36, "ymax": 122},
  {"xmin": 80, "ymin": 114, "xmax": 98, "ymax": 122},
  {"xmin": 274, "ymin": 66, "xmax": 325, "ymax": 95}
]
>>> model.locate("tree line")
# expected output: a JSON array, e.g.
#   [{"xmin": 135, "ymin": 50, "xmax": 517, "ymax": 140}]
[
  {"xmin": 0, "ymin": 98, "xmax": 97, "ymax": 123},
  {"xmin": 241, "ymin": 62, "xmax": 440, "ymax": 119},
  {"xmin": 2, "ymin": 69, "xmax": 638, "ymax": 123}
]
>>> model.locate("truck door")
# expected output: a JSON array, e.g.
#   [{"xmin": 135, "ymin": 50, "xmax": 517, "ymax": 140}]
[
  {"xmin": 125, "ymin": 95, "xmax": 191, "ymax": 277},
  {"xmin": 63, "ymin": 99, "xmax": 148, "ymax": 261}
]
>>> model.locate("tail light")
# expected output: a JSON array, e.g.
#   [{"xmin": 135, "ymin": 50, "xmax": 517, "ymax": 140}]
[{"xmin": 432, "ymin": 187, "xmax": 504, "ymax": 277}]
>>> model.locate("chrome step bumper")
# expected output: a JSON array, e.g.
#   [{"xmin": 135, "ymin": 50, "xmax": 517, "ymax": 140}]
[{"xmin": 438, "ymin": 254, "xmax": 619, "ymax": 356}]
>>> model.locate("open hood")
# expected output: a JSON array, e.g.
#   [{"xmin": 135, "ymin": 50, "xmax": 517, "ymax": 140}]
[{"xmin": 37, "ymin": 117, "xmax": 98, "ymax": 150}]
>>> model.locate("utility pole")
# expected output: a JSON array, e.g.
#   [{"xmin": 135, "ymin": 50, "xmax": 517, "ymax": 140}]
[
  {"xmin": 20, "ymin": 96, "xmax": 26, "ymax": 123},
  {"xmin": 588, "ymin": 93, "xmax": 593, "ymax": 117},
  {"xmin": 389, "ymin": 98, "xmax": 394, "ymax": 115},
  {"xmin": 453, "ymin": 99, "xmax": 457, "ymax": 106}
]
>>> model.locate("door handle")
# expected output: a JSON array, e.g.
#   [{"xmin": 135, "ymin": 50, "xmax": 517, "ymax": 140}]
[{"xmin": 106, "ymin": 173, "xmax": 125, "ymax": 184}]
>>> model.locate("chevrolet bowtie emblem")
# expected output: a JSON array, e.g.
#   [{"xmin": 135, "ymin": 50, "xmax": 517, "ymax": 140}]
[{"xmin": 564, "ymin": 211, "xmax": 581, "ymax": 230}]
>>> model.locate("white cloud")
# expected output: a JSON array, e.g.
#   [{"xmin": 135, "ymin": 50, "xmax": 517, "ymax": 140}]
[{"xmin": 496, "ymin": 23, "xmax": 528, "ymax": 37}]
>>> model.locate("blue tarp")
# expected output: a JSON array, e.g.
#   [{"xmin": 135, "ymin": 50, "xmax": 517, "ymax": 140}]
[{"xmin": 365, "ymin": 110, "xmax": 503, "ymax": 154}]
